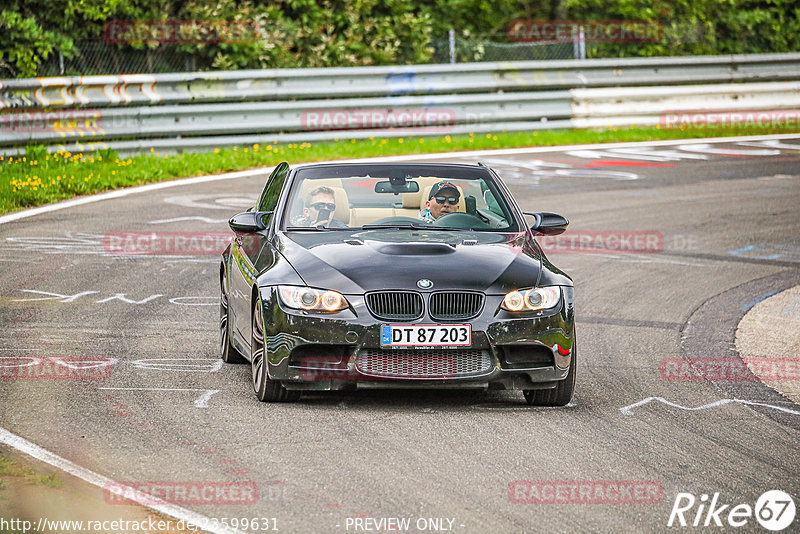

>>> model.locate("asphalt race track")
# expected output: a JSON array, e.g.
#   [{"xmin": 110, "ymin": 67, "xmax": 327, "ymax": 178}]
[{"xmin": 1, "ymin": 135, "xmax": 799, "ymax": 533}]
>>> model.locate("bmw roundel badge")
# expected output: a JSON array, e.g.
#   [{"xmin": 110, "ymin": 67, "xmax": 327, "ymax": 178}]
[{"xmin": 417, "ymin": 279, "xmax": 433, "ymax": 289}]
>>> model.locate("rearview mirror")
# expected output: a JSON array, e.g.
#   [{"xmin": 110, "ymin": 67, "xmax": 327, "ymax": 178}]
[
  {"xmin": 374, "ymin": 180, "xmax": 420, "ymax": 193},
  {"xmin": 229, "ymin": 211, "xmax": 271, "ymax": 233},
  {"xmin": 524, "ymin": 212, "xmax": 569, "ymax": 235}
]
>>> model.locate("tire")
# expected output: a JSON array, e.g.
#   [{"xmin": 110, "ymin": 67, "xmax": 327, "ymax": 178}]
[
  {"xmin": 251, "ymin": 295, "xmax": 300, "ymax": 402},
  {"xmin": 220, "ymin": 272, "xmax": 247, "ymax": 364},
  {"xmin": 524, "ymin": 333, "xmax": 576, "ymax": 407}
]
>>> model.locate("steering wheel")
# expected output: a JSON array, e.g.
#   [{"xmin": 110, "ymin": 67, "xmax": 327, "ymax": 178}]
[{"xmin": 432, "ymin": 212, "xmax": 490, "ymax": 228}]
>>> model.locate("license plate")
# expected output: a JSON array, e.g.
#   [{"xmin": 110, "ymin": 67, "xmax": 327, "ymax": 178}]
[{"xmin": 380, "ymin": 324, "xmax": 471, "ymax": 347}]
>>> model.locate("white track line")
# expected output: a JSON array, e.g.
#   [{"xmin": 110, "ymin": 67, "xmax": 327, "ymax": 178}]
[
  {"xmin": 0, "ymin": 427, "xmax": 246, "ymax": 534},
  {"xmin": 2, "ymin": 133, "xmax": 799, "ymax": 226},
  {"xmin": 619, "ymin": 396, "xmax": 800, "ymax": 416}
]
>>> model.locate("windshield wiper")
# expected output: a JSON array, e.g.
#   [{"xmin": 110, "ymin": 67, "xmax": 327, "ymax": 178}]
[
  {"xmin": 285, "ymin": 225, "xmax": 351, "ymax": 231},
  {"xmin": 361, "ymin": 223, "xmax": 468, "ymax": 231}
]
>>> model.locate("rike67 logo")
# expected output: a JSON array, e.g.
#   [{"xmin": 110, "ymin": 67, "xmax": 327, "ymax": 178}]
[{"xmin": 668, "ymin": 490, "xmax": 796, "ymax": 531}]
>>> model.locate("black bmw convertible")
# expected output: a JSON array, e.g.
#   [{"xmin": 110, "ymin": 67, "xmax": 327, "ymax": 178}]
[{"xmin": 220, "ymin": 161, "xmax": 575, "ymax": 405}]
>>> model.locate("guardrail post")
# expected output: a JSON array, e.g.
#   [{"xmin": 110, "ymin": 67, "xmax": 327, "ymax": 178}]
[
  {"xmin": 449, "ymin": 29, "xmax": 456, "ymax": 64},
  {"xmin": 572, "ymin": 26, "xmax": 586, "ymax": 60}
]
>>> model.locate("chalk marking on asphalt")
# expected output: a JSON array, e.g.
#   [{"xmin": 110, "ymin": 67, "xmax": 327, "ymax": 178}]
[
  {"xmin": 0, "ymin": 427, "xmax": 246, "ymax": 534},
  {"xmin": 2, "ymin": 133, "xmax": 799, "ymax": 226},
  {"xmin": 12, "ymin": 290, "xmax": 100, "ymax": 302},
  {"xmin": 168, "ymin": 296, "xmax": 217, "ymax": 306},
  {"xmin": 583, "ymin": 252, "xmax": 706, "ymax": 267},
  {"xmin": 149, "ymin": 216, "xmax": 229, "ymax": 224},
  {"xmin": 482, "ymin": 157, "xmax": 639, "ymax": 181},
  {"xmin": 10, "ymin": 290, "xmax": 217, "ymax": 306},
  {"xmin": 163, "ymin": 194, "xmax": 254, "ymax": 211},
  {"xmin": 619, "ymin": 396, "xmax": 800, "ymax": 416},
  {"xmin": 566, "ymin": 147, "xmax": 708, "ymax": 162},
  {"xmin": 130, "ymin": 358, "xmax": 224, "ymax": 373},
  {"xmin": 738, "ymin": 140, "xmax": 800, "ymax": 150},
  {"xmin": 740, "ymin": 290, "xmax": 781, "ymax": 312},
  {"xmin": 677, "ymin": 143, "xmax": 781, "ymax": 157},
  {"xmin": 97, "ymin": 387, "xmax": 221, "ymax": 408}
]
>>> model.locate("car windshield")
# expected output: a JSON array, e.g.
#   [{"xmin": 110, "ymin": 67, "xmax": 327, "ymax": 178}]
[{"xmin": 282, "ymin": 165, "xmax": 518, "ymax": 232}]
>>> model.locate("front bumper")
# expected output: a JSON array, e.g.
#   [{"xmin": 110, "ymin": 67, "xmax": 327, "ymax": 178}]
[{"xmin": 260, "ymin": 286, "xmax": 575, "ymax": 391}]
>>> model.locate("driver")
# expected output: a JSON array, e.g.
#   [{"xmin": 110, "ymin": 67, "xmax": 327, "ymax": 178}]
[
  {"xmin": 419, "ymin": 181, "xmax": 460, "ymax": 223},
  {"xmin": 290, "ymin": 186, "xmax": 346, "ymax": 227}
]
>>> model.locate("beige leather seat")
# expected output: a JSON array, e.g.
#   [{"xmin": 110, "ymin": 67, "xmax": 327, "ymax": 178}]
[{"xmin": 349, "ymin": 207, "xmax": 394, "ymax": 226}]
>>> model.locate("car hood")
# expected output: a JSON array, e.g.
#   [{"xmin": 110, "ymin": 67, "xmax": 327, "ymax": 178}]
[{"xmin": 275, "ymin": 229, "xmax": 546, "ymax": 294}]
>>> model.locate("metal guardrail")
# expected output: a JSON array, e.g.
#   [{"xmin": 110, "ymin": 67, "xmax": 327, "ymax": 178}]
[
  {"xmin": 1, "ymin": 53, "xmax": 799, "ymax": 156},
  {"xmin": 2, "ymin": 53, "xmax": 800, "ymax": 111}
]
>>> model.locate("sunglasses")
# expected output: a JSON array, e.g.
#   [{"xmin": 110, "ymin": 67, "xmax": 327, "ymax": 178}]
[
  {"xmin": 309, "ymin": 202, "xmax": 336, "ymax": 211},
  {"xmin": 434, "ymin": 196, "xmax": 459, "ymax": 205}
]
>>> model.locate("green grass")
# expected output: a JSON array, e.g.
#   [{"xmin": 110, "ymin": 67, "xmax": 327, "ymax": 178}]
[
  {"xmin": 0, "ymin": 454, "xmax": 64, "ymax": 488},
  {"xmin": 1, "ymin": 124, "xmax": 798, "ymax": 215}
]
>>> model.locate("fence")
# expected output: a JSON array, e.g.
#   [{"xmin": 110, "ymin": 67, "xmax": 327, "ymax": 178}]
[{"xmin": 2, "ymin": 53, "xmax": 800, "ymax": 157}]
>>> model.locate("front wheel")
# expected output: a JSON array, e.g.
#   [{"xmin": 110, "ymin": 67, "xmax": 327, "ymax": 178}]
[
  {"xmin": 523, "ymin": 334, "xmax": 576, "ymax": 407},
  {"xmin": 220, "ymin": 273, "xmax": 246, "ymax": 364},
  {"xmin": 251, "ymin": 295, "xmax": 300, "ymax": 402}
]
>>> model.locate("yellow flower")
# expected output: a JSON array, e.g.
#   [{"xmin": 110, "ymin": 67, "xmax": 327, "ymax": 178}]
[
  {"xmin": 492, "ymin": 136, "xmax": 498, "ymax": 141},
  {"xmin": 398, "ymin": 138, "xmax": 403, "ymax": 144}
]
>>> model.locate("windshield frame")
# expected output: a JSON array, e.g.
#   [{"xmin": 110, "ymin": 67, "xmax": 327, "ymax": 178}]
[{"xmin": 279, "ymin": 163, "xmax": 520, "ymax": 233}]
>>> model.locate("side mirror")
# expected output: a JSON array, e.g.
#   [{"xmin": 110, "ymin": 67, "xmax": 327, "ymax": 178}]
[
  {"xmin": 229, "ymin": 211, "xmax": 271, "ymax": 233},
  {"xmin": 524, "ymin": 212, "xmax": 569, "ymax": 235}
]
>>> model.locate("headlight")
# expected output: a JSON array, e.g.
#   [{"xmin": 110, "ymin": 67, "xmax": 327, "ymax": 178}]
[
  {"xmin": 501, "ymin": 286, "xmax": 561, "ymax": 312},
  {"xmin": 278, "ymin": 286, "xmax": 349, "ymax": 312}
]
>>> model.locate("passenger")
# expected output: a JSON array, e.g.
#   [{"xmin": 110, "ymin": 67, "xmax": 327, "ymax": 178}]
[
  {"xmin": 290, "ymin": 186, "xmax": 346, "ymax": 227},
  {"xmin": 419, "ymin": 181, "xmax": 460, "ymax": 222}
]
